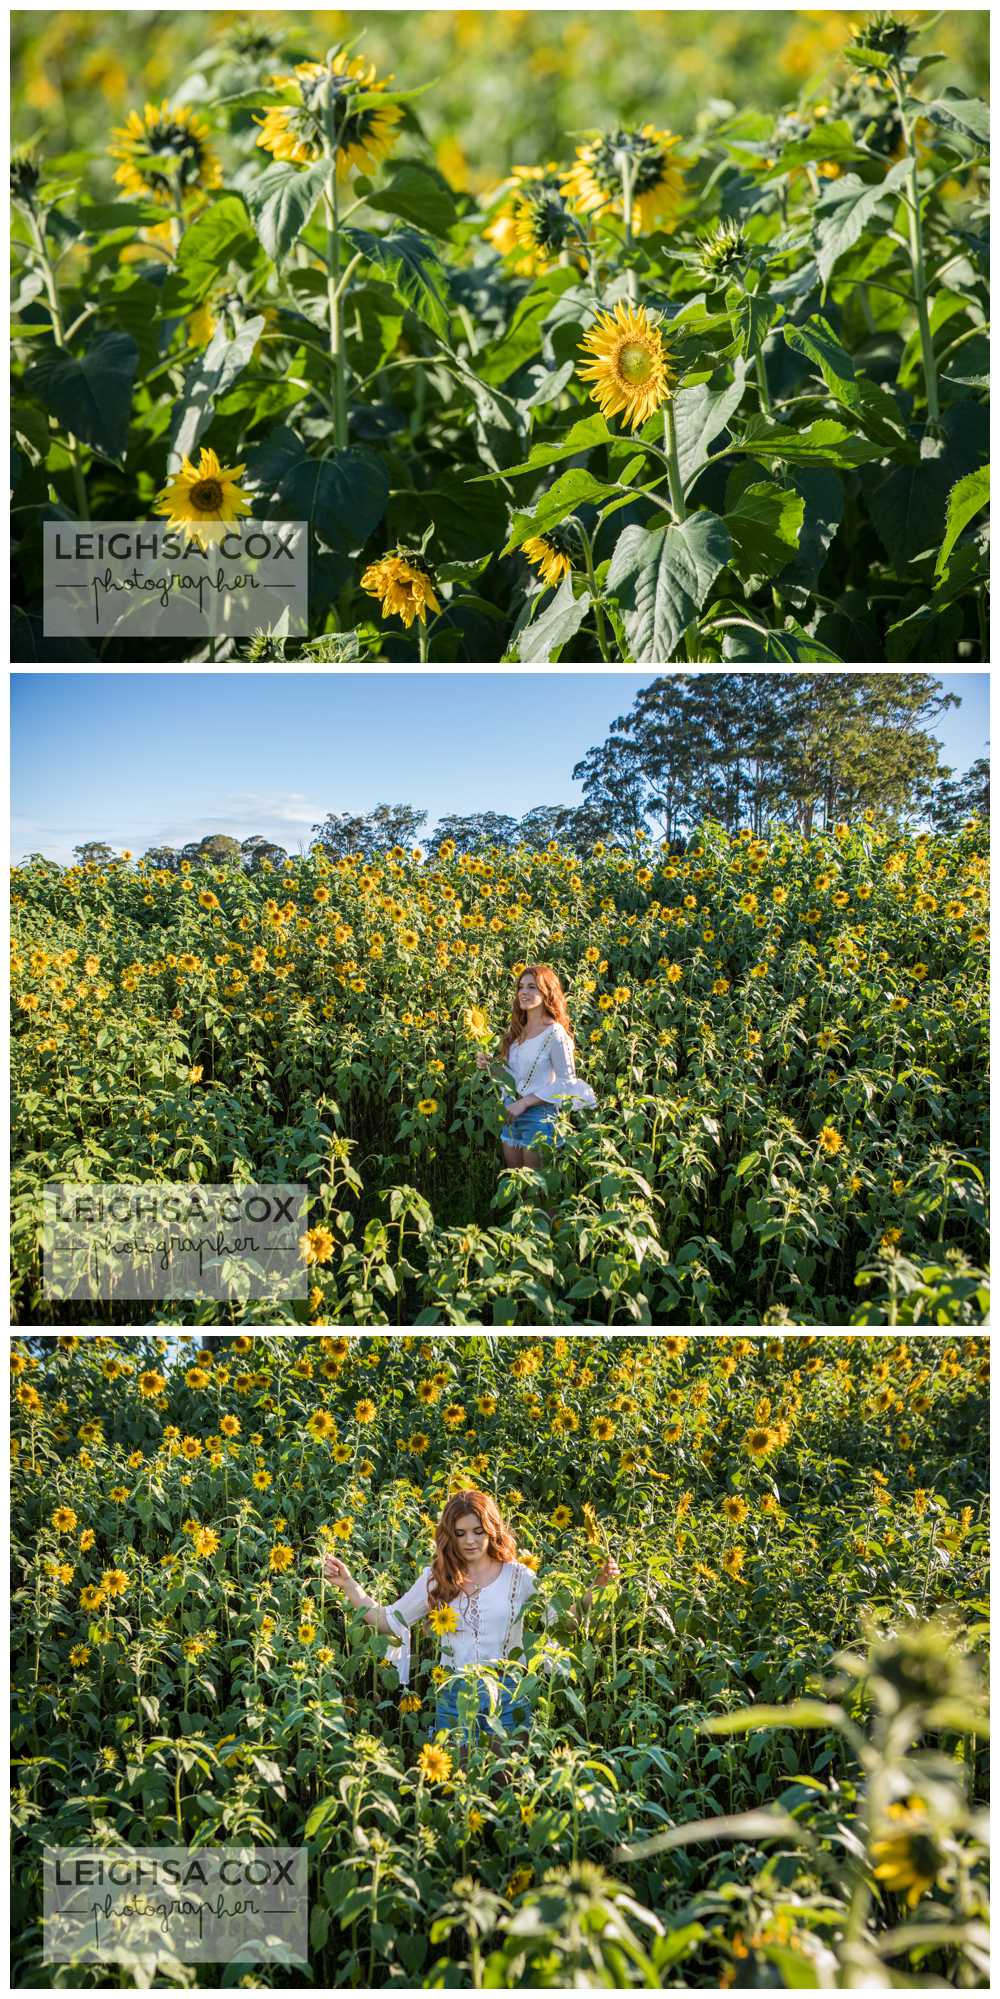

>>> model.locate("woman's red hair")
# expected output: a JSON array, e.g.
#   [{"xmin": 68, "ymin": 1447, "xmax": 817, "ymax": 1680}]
[
  {"xmin": 499, "ymin": 963, "xmax": 572, "ymax": 1061},
  {"xmin": 428, "ymin": 1490, "xmax": 517, "ymax": 1605}
]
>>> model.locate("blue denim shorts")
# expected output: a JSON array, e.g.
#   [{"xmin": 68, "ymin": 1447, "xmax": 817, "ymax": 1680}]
[
  {"xmin": 501, "ymin": 1101, "xmax": 563, "ymax": 1148},
  {"xmin": 434, "ymin": 1667, "xmax": 532, "ymax": 1742}
]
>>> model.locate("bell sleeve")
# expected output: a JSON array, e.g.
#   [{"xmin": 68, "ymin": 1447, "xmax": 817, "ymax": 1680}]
[
  {"xmin": 533, "ymin": 1025, "xmax": 597, "ymax": 1108},
  {"xmin": 384, "ymin": 1566, "xmax": 430, "ymax": 1687}
]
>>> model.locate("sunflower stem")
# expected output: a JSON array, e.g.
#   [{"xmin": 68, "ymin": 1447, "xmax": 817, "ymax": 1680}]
[
  {"xmin": 418, "ymin": 617, "xmax": 429, "ymax": 663},
  {"xmin": 577, "ymin": 526, "xmax": 611, "ymax": 662},
  {"xmin": 324, "ymin": 175, "xmax": 349, "ymax": 451},
  {"xmin": 25, "ymin": 204, "xmax": 89, "ymax": 521},
  {"xmin": 620, "ymin": 155, "xmax": 638, "ymax": 304},
  {"xmin": 755, "ymin": 349, "xmax": 772, "ymax": 416},
  {"xmin": 663, "ymin": 402, "xmax": 686, "ymax": 523},
  {"xmin": 891, "ymin": 74, "xmax": 940, "ymax": 424}
]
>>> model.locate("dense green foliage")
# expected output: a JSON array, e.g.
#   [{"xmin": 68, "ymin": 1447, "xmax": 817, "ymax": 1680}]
[
  {"xmin": 11, "ymin": 14, "xmax": 989, "ymax": 661},
  {"xmin": 11, "ymin": 813, "xmax": 989, "ymax": 1325},
  {"xmin": 11, "ymin": 1333, "xmax": 990, "ymax": 1987}
]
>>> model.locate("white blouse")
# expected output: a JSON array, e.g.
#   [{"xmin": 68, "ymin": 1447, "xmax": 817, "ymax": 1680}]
[
  {"xmin": 503, "ymin": 1023, "xmax": 597, "ymax": 1109},
  {"xmin": 384, "ymin": 1559, "xmax": 544, "ymax": 1686}
]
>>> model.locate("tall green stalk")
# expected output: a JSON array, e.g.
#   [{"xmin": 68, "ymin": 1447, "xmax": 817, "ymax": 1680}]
[
  {"xmin": 755, "ymin": 349, "xmax": 772, "ymax": 416},
  {"xmin": 577, "ymin": 525, "xmax": 611, "ymax": 660},
  {"xmin": 663, "ymin": 403, "xmax": 686, "ymax": 523},
  {"xmin": 892, "ymin": 82, "xmax": 941, "ymax": 423},
  {"xmin": 324, "ymin": 178, "xmax": 349, "ymax": 450},
  {"xmin": 24, "ymin": 205, "xmax": 90, "ymax": 520},
  {"xmin": 620, "ymin": 154, "xmax": 639, "ymax": 304}
]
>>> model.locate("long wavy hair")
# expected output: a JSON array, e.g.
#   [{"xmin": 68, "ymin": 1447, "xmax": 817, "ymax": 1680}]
[
  {"xmin": 499, "ymin": 963, "xmax": 572, "ymax": 1061},
  {"xmin": 428, "ymin": 1490, "xmax": 517, "ymax": 1605}
]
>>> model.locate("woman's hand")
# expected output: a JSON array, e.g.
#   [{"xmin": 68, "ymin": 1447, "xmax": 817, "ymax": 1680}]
[
  {"xmin": 505, "ymin": 1098, "xmax": 527, "ymax": 1121},
  {"xmin": 475, "ymin": 1050, "xmax": 490, "ymax": 1071},
  {"xmin": 323, "ymin": 1554, "xmax": 355, "ymax": 1591},
  {"xmin": 593, "ymin": 1556, "xmax": 620, "ymax": 1589}
]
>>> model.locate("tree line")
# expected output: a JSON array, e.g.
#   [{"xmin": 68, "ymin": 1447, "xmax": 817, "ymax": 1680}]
[{"xmin": 62, "ymin": 674, "xmax": 986, "ymax": 872}]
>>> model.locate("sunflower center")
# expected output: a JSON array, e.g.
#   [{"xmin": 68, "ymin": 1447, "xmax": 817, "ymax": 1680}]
[
  {"xmin": 618, "ymin": 342, "xmax": 655, "ymax": 385},
  {"xmin": 191, "ymin": 479, "xmax": 224, "ymax": 512}
]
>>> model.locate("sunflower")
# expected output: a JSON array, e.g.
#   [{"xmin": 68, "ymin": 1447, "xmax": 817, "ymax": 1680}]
[
  {"xmin": 417, "ymin": 1742, "xmax": 453, "ymax": 1783},
  {"xmin": 108, "ymin": 100, "xmax": 223, "ymax": 208},
  {"xmin": 871, "ymin": 1800, "xmax": 944, "ymax": 1908},
  {"xmin": 153, "ymin": 446, "xmax": 253, "ymax": 549},
  {"xmin": 361, "ymin": 551, "xmax": 441, "ymax": 628},
  {"xmin": 562, "ymin": 126, "xmax": 684, "ymax": 235},
  {"xmin": 255, "ymin": 51, "xmax": 402, "ymax": 180},
  {"xmin": 485, "ymin": 163, "xmax": 581, "ymax": 275},
  {"xmin": 428, "ymin": 1603, "xmax": 460, "ymax": 1635},
  {"xmin": 523, "ymin": 528, "xmax": 574, "ymax": 590},
  {"xmin": 577, "ymin": 301, "xmax": 675, "ymax": 432}
]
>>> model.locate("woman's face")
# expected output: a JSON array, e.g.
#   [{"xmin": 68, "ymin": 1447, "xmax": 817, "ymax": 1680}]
[
  {"xmin": 517, "ymin": 974, "xmax": 543, "ymax": 1012},
  {"xmin": 454, "ymin": 1511, "xmax": 489, "ymax": 1562}
]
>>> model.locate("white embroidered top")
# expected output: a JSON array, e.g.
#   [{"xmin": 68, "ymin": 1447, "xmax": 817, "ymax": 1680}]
[
  {"xmin": 384, "ymin": 1558, "xmax": 546, "ymax": 1686},
  {"xmin": 503, "ymin": 1023, "xmax": 597, "ymax": 1110}
]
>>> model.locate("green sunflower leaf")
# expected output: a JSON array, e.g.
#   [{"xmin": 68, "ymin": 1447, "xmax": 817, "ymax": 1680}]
[
  {"xmin": 175, "ymin": 194, "xmax": 259, "ymax": 292},
  {"xmin": 471, "ymin": 415, "xmax": 615, "ymax": 482},
  {"xmin": 516, "ymin": 572, "xmax": 592, "ymax": 662},
  {"xmin": 721, "ymin": 622, "xmax": 843, "ymax": 661},
  {"xmin": 504, "ymin": 469, "xmax": 616, "ymax": 552},
  {"xmin": 935, "ymin": 466, "xmax": 990, "ymax": 575},
  {"xmin": 244, "ymin": 161, "xmax": 331, "ymax": 266},
  {"xmin": 923, "ymin": 93, "xmax": 991, "ymax": 146},
  {"xmin": 783, "ymin": 314, "xmax": 906, "ymax": 444},
  {"xmin": 667, "ymin": 360, "xmax": 747, "ymax": 492},
  {"xmin": 811, "ymin": 161, "xmax": 911, "ymax": 289},
  {"xmin": 343, "ymin": 225, "xmax": 448, "ymax": 333},
  {"xmin": 731, "ymin": 417, "xmax": 889, "ymax": 468},
  {"xmin": 365, "ymin": 160, "xmax": 458, "ymax": 239},
  {"xmin": 255, "ymin": 446, "xmax": 390, "ymax": 551},
  {"xmin": 723, "ymin": 480, "xmax": 805, "ymax": 591},
  {"xmin": 168, "ymin": 318, "xmax": 266, "ymax": 469},
  {"xmin": 605, "ymin": 510, "xmax": 732, "ymax": 662},
  {"xmin": 25, "ymin": 330, "xmax": 139, "ymax": 465}
]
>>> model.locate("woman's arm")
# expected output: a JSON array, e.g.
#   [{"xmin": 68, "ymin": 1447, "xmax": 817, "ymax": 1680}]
[
  {"xmin": 323, "ymin": 1555, "xmax": 393, "ymax": 1634},
  {"xmin": 571, "ymin": 1556, "xmax": 620, "ymax": 1620}
]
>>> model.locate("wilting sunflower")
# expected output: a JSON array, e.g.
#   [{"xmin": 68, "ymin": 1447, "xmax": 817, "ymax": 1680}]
[
  {"xmin": 108, "ymin": 101, "xmax": 223, "ymax": 208},
  {"xmin": 523, "ymin": 527, "xmax": 574, "ymax": 590},
  {"xmin": 563, "ymin": 126, "xmax": 684, "ymax": 235},
  {"xmin": 153, "ymin": 446, "xmax": 254, "ymax": 548},
  {"xmin": 361, "ymin": 550, "xmax": 441, "ymax": 628},
  {"xmin": 255, "ymin": 50, "xmax": 402, "ymax": 179},
  {"xmin": 485, "ymin": 164, "xmax": 581, "ymax": 275},
  {"xmin": 577, "ymin": 300, "xmax": 675, "ymax": 432}
]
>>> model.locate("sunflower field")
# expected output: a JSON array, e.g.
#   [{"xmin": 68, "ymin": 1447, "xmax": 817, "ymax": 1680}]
[
  {"xmin": 10, "ymin": 1332, "xmax": 990, "ymax": 1989},
  {"xmin": 10, "ymin": 813, "xmax": 990, "ymax": 1327},
  {"xmin": 11, "ymin": 10, "xmax": 989, "ymax": 662}
]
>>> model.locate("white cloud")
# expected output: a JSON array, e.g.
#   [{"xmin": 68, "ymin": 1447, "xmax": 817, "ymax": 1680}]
[{"xmin": 13, "ymin": 792, "xmax": 330, "ymax": 865}]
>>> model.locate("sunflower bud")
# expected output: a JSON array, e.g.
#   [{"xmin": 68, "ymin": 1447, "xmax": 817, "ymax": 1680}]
[
  {"xmin": 853, "ymin": 14, "xmax": 916, "ymax": 67},
  {"xmin": 10, "ymin": 148, "xmax": 41, "ymax": 208},
  {"xmin": 693, "ymin": 218, "xmax": 753, "ymax": 289}
]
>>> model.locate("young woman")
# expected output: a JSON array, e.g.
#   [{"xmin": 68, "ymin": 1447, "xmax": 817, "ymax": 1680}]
[
  {"xmin": 476, "ymin": 964, "xmax": 597, "ymax": 1169},
  {"xmin": 323, "ymin": 1488, "xmax": 618, "ymax": 1743}
]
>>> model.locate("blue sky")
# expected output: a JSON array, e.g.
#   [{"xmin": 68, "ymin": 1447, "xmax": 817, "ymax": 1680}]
[{"xmin": 10, "ymin": 672, "xmax": 989, "ymax": 865}]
